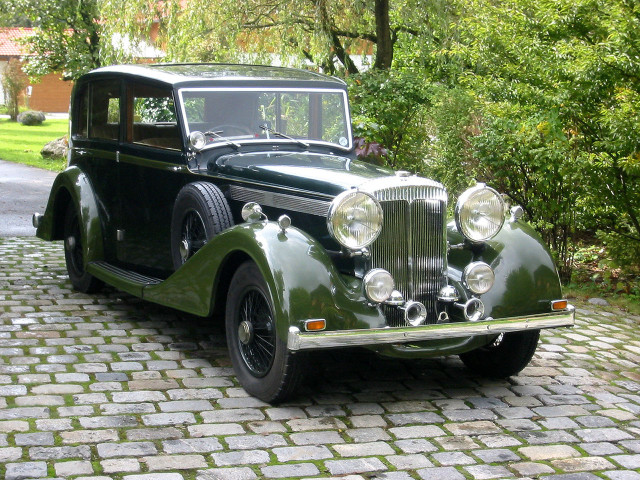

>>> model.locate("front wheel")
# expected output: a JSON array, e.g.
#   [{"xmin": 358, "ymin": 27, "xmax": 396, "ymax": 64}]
[
  {"xmin": 225, "ymin": 261, "xmax": 305, "ymax": 403},
  {"xmin": 63, "ymin": 204, "xmax": 102, "ymax": 293},
  {"xmin": 459, "ymin": 329, "xmax": 540, "ymax": 378}
]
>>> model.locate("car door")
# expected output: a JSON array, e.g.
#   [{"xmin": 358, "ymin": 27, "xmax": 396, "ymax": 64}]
[
  {"xmin": 69, "ymin": 77, "xmax": 123, "ymax": 262},
  {"xmin": 116, "ymin": 81, "xmax": 187, "ymax": 274}
]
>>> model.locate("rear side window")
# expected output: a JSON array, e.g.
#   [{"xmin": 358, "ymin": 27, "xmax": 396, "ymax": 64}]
[
  {"xmin": 127, "ymin": 84, "xmax": 181, "ymax": 150},
  {"xmin": 88, "ymin": 80, "xmax": 121, "ymax": 141}
]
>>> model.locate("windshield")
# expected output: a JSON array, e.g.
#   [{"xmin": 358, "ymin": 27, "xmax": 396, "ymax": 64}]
[{"xmin": 178, "ymin": 88, "xmax": 352, "ymax": 150}]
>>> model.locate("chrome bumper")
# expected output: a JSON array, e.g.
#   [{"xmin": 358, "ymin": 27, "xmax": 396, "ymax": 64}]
[{"xmin": 287, "ymin": 306, "xmax": 575, "ymax": 351}]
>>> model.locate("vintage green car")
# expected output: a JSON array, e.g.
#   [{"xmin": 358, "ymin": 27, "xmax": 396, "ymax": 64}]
[{"xmin": 34, "ymin": 63, "xmax": 574, "ymax": 402}]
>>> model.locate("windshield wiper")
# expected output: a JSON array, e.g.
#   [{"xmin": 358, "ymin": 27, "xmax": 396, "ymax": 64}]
[
  {"xmin": 204, "ymin": 130, "xmax": 241, "ymax": 150},
  {"xmin": 259, "ymin": 124, "xmax": 309, "ymax": 149}
]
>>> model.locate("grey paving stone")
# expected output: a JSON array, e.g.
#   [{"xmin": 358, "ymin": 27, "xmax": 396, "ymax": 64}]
[
  {"xmin": 211, "ymin": 449, "xmax": 270, "ymax": 466},
  {"xmin": 142, "ymin": 454, "xmax": 207, "ymax": 470},
  {"xmin": 224, "ymin": 433, "xmax": 287, "ymax": 450},
  {"xmin": 325, "ymin": 457, "xmax": 387, "ymax": 476},
  {"xmin": 54, "ymin": 460, "xmax": 94, "ymax": 477},
  {"xmin": 260, "ymin": 463, "xmax": 320, "ymax": 478},
  {"xmin": 416, "ymin": 466, "xmax": 467, "ymax": 480},
  {"xmin": 97, "ymin": 441, "xmax": 158, "ymax": 458},
  {"xmin": 472, "ymin": 448, "xmax": 521, "ymax": 463},
  {"xmin": 272, "ymin": 445, "xmax": 333, "ymax": 462},
  {"xmin": 386, "ymin": 453, "xmax": 433, "ymax": 469},
  {"xmin": 463, "ymin": 465, "xmax": 513, "ymax": 479},
  {"xmin": 431, "ymin": 451, "xmax": 475, "ymax": 465},
  {"xmin": 123, "ymin": 474, "xmax": 185, "ymax": 480},
  {"xmin": 162, "ymin": 437, "xmax": 223, "ymax": 453},
  {"xmin": 14, "ymin": 432, "xmax": 54, "ymax": 446},
  {"xmin": 5, "ymin": 461, "xmax": 48, "ymax": 480},
  {"xmin": 29, "ymin": 445, "xmax": 92, "ymax": 460},
  {"xmin": 196, "ymin": 467, "xmax": 257, "ymax": 480},
  {"xmin": 575, "ymin": 428, "xmax": 633, "ymax": 442}
]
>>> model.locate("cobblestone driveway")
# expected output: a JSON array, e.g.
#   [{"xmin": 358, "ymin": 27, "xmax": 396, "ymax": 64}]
[{"xmin": 1, "ymin": 237, "xmax": 639, "ymax": 480}]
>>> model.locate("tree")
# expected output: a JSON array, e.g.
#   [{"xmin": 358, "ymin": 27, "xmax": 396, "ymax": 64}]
[
  {"xmin": 102, "ymin": 0, "xmax": 444, "ymax": 74},
  {"xmin": 434, "ymin": 0, "xmax": 640, "ymax": 276},
  {"xmin": 6, "ymin": 0, "xmax": 103, "ymax": 80},
  {"xmin": 1, "ymin": 58, "xmax": 26, "ymax": 120}
]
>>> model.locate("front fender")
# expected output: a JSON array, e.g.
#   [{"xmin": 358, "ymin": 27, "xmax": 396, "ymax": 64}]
[
  {"xmin": 448, "ymin": 219, "xmax": 562, "ymax": 319},
  {"xmin": 143, "ymin": 222, "xmax": 386, "ymax": 338},
  {"xmin": 36, "ymin": 166, "xmax": 104, "ymax": 264}
]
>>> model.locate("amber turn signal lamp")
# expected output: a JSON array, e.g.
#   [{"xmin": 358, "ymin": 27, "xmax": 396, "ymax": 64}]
[
  {"xmin": 551, "ymin": 300, "xmax": 568, "ymax": 311},
  {"xmin": 304, "ymin": 319, "xmax": 326, "ymax": 331}
]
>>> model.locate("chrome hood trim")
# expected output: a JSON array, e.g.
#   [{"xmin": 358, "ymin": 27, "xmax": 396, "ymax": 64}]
[{"xmin": 287, "ymin": 306, "xmax": 575, "ymax": 351}]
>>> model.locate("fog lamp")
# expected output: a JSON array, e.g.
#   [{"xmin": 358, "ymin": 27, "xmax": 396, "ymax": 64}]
[
  {"xmin": 363, "ymin": 269, "xmax": 394, "ymax": 303},
  {"xmin": 463, "ymin": 262, "xmax": 495, "ymax": 294}
]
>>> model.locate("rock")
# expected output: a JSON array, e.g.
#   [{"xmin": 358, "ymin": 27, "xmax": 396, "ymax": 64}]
[
  {"xmin": 587, "ymin": 297, "xmax": 609, "ymax": 306},
  {"xmin": 41, "ymin": 136, "xmax": 68, "ymax": 158}
]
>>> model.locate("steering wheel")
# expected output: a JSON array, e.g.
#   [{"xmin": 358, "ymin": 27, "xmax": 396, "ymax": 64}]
[{"xmin": 208, "ymin": 124, "xmax": 253, "ymax": 136}]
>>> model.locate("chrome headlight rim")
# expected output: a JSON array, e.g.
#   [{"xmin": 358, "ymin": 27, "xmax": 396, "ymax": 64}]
[
  {"xmin": 463, "ymin": 261, "xmax": 495, "ymax": 295},
  {"xmin": 455, "ymin": 184, "xmax": 505, "ymax": 243},
  {"xmin": 327, "ymin": 190, "xmax": 383, "ymax": 250}
]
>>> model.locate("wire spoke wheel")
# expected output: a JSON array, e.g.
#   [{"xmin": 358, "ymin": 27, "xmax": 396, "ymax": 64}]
[
  {"xmin": 66, "ymin": 210, "xmax": 84, "ymax": 276},
  {"xmin": 226, "ymin": 261, "xmax": 306, "ymax": 403},
  {"xmin": 179, "ymin": 210, "xmax": 207, "ymax": 263},
  {"xmin": 236, "ymin": 288, "xmax": 276, "ymax": 377},
  {"xmin": 63, "ymin": 204, "xmax": 102, "ymax": 293}
]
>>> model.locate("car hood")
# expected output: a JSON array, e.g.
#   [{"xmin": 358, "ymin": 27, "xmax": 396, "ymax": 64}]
[{"xmin": 208, "ymin": 151, "xmax": 394, "ymax": 197}]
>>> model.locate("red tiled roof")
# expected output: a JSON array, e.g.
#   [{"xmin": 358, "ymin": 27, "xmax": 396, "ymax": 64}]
[{"xmin": 0, "ymin": 27, "xmax": 34, "ymax": 56}]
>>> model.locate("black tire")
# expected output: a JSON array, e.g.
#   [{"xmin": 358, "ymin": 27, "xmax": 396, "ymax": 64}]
[
  {"xmin": 459, "ymin": 329, "xmax": 540, "ymax": 378},
  {"xmin": 63, "ymin": 204, "xmax": 103, "ymax": 293},
  {"xmin": 171, "ymin": 182, "xmax": 233, "ymax": 270},
  {"xmin": 225, "ymin": 261, "xmax": 305, "ymax": 403}
]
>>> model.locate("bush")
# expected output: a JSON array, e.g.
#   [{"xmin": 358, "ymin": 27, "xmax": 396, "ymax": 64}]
[{"xmin": 17, "ymin": 110, "xmax": 46, "ymax": 126}]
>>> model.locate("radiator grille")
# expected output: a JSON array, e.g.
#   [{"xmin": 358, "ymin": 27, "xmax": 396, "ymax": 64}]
[{"xmin": 363, "ymin": 178, "xmax": 448, "ymax": 327}]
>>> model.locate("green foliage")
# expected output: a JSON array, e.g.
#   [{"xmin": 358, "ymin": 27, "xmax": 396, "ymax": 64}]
[
  {"xmin": 94, "ymin": 0, "xmax": 640, "ymax": 281},
  {"xmin": 348, "ymin": 69, "xmax": 432, "ymax": 171},
  {"xmin": 8, "ymin": 0, "xmax": 103, "ymax": 80}
]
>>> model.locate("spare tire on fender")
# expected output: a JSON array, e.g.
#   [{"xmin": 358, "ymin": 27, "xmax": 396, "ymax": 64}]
[{"xmin": 170, "ymin": 182, "xmax": 233, "ymax": 270}]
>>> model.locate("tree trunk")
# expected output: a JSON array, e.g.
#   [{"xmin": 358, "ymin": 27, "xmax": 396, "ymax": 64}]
[{"xmin": 374, "ymin": 0, "xmax": 393, "ymax": 70}]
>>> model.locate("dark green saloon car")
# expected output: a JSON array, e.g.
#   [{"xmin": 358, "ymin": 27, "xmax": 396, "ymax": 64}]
[{"xmin": 34, "ymin": 63, "xmax": 574, "ymax": 402}]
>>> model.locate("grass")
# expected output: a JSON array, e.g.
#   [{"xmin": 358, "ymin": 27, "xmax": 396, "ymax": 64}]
[{"xmin": 0, "ymin": 118, "xmax": 68, "ymax": 172}]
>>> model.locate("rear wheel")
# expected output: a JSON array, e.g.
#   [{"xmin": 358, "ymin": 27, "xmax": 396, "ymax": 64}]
[
  {"xmin": 63, "ymin": 204, "xmax": 102, "ymax": 293},
  {"xmin": 225, "ymin": 261, "xmax": 305, "ymax": 403},
  {"xmin": 459, "ymin": 330, "xmax": 540, "ymax": 378}
]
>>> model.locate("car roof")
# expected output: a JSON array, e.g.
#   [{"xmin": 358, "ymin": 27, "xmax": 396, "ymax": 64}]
[{"xmin": 82, "ymin": 63, "xmax": 347, "ymax": 89}]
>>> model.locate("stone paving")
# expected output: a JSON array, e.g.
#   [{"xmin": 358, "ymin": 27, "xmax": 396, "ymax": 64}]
[{"xmin": 1, "ymin": 236, "xmax": 639, "ymax": 480}]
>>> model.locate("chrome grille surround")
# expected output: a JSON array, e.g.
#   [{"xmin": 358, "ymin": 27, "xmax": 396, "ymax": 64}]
[{"xmin": 360, "ymin": 176, "xmax": 448, "ymax": 327}]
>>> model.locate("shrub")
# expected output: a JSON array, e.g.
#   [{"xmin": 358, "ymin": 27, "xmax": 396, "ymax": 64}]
[{"xmin": 17, "ymin": 110, "xmax": 46, "ymax": 126}]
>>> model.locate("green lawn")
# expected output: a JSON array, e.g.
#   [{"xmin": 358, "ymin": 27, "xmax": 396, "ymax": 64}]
[{"xmin": 0, "ymin": 118, "xmax": 69, "ymax": 172}]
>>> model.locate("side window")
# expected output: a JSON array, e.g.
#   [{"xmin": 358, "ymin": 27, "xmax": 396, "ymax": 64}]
[
  {"xmin": 128, "ymin": 84, "xmax": 180, "ymax": 150},
  {"xmin": 72, "ymin": 85, "xmax": 89, "ymax": 138},
  {"xmin": 89, "ymin": 80, "xmax": 121, "ymax": 141}
]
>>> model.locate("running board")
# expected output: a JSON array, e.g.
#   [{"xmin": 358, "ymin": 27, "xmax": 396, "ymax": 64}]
[{"xmin": 88, "ymin": 261, "xmax": 162, "ymax": 298}]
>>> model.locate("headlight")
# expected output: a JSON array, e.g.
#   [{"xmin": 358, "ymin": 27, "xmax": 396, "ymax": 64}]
[
  {"xmin": 189, "ymin": 131, "xmax": 206, "ymax": 150},
  {"xmin": 455, "ymin": 184, "xmax": 505, "ymax": 242},
  {"xmin": 463, "ymin": 262, "xmax": 495, "ymax": 294},
  {"xmin": 363, "ymin": 269, "xmax": 394, "ymax": 303},
  {"xmin": 327, "ymin": 190, "xmax": 383, "ymax": 249}
]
